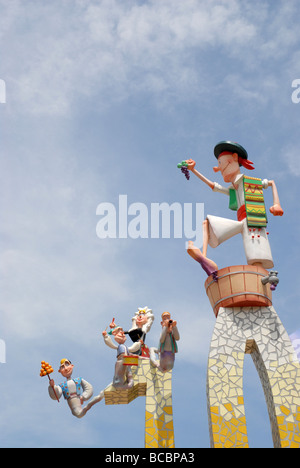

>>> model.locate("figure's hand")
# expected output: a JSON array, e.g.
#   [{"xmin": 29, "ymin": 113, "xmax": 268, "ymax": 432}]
[
  {"xmin": 269, "ymin": 204, "xmax": 284, "ymax": 216},
  {"xmin": 49, "ymin": 379, "xmax": 55, "ymax": 388},
  {"xmin": 102, "ymin": 330, "xmax": 107, "ymax": 337},
  {"xmin": 186, "ymin": 159, "xmax": 196, "ymax": 170}
]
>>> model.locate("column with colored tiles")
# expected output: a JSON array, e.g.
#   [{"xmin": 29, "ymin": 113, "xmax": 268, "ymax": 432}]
[
  {"xmin": 133, "ymin": 359, "xmax": 175, "ymax": 448},
  {"xmin": 104, "ymin": 358, "xmax": 175, "ymax": 448},
  {"xmin": 205, "ymin": 265, "xmax": 300, "ymax": 448}
]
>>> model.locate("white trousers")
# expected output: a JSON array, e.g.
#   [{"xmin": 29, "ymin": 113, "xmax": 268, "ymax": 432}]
[
  {"xmin": 67, "ymin": 393, "xmax": 104, "ymax": 418},
  {"xmin": 207, "ymin": 215, "xmax": 274, "ymax": 269}
]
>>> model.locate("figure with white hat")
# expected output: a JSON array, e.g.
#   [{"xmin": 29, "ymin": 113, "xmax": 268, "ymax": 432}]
[
  {"xmin": 48, "ymin": 358, "xmax": 104, "ymax": 418},
  {"xmin": 125, "ymin": 306, "xmax": 154, "ymax": 357},
  {"xmin": 102, "ymin": 319, "xmax": 141, "ymax": 389}
]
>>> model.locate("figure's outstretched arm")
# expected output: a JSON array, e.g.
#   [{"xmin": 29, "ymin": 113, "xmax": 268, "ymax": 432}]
[
  {"xmin": 268, "ymin": 180, "xmax": 284, "ymax": 216},
  {"xmin": 102, "ymin": 332, "xmax": 117, "ymax": 350},
  {"xmin": 186, "ymin": 159, "xmax": 215, "ymax": 189},
  {"xmin": 48, "ymin": 380, "xmax": 62, "ymax": 401}
]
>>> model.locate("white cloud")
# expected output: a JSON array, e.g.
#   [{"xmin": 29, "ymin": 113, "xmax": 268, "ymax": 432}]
[
  {"xmin": 1, "ymin": 0, "xmax": 299, "ymax": 449},
  {"xmin": 0, "ymin": 0, "xmax": 279, "ymax": 115},
  {"xmin": 283, "ymin": 144, "xmax": 300, "ymax": 177}
]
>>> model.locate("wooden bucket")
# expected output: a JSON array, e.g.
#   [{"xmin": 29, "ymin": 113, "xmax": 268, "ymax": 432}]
[
  {"xmin": 205, "ymin": 265, "xmax": 272, "ymax": 317},
  {"xmin": 123, "ymin": 355, "xmax": 139, "ymax": 366}
]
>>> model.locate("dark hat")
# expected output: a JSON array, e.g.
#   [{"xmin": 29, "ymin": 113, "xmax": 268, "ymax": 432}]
[{"xmin": 214, "ymin": 141, "xmax": 248, "ymax": 161}]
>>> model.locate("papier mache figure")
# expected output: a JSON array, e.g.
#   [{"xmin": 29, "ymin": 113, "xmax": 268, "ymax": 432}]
[
  {"xmin": 102, "ymin": 320, "xmax": 141, "ymax": 389},
  {"xmin": 48, "ymin": 358, "xmax": 104, "ymax": 418},
  {"xmin": 125, "ymin": 306, "xmax": 154, "ymax": 357},
  {"xmin": 182, "ymin": 141, "xmax": 284, "ymax": 277},
  {"xmin": 150, "ymin": 312, "xmax": 180, "ymax": 373}
]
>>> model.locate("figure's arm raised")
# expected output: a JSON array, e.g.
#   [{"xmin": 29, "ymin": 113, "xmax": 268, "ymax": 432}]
[{"xmin": 186, "ymin": 159, "xmax": 215, "ymax": 189}]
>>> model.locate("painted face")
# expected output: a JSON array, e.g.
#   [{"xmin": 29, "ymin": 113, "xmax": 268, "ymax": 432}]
[
  {"xmin": 113, "ymin": 328, "xmax": 127, "ymax": 345},
  {"xmin": 59, "ymin": 360, "xmax": 74, "ymax": 378},
  {"xmin": 214, "ymin": 152, "xmax": 240, "ymax": 183},
  {"xmin": 161, "ymin": 313, "xmax": 171, "ymax": 328},
  {"xmin": 136, "ymin": 313, "xmax": 148, "ymax": 327}
]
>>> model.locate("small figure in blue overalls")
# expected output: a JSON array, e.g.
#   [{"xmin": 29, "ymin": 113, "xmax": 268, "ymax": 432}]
[{"xmin": 48, "ymin": 358, "xmax": 104, "ymax": 418}]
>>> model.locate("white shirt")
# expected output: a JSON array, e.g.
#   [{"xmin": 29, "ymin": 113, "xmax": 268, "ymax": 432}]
[
  {"xmin": 213, "ymin": 174, "xmax": 269, "ymax": 209},
  {"xmin": 48, "ymin": 377, "xmax": 93, "ymax": 401}
]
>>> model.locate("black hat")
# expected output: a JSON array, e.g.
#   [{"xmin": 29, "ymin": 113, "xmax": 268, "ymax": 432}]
[{"xmin": 214, "ymin": 141, "xmax": 248, "ymax": 161}]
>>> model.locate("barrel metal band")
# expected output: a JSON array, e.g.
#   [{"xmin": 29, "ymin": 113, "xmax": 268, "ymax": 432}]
[
  {"xmin": 213, "ymin": 292, "xmax": 272, "ymax": 312},
  {"xmin": 205, "ymin": 270, "xmax": 266, "ymax": 292}
]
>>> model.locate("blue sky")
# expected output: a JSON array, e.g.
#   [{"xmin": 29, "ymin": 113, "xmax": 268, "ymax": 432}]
[{"xmin": 1, "ymin": 0, "xmax": 300, "ymax": 448}]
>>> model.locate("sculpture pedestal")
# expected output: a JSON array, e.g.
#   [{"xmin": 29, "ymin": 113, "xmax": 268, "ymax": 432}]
[
  {"xmin": 104, "ymin": 382, "xmax": 146, "ymax": 405},
  {"xmin": 205, "ymin": 266, "xmax": 300, "ymax": 448},
  {"xmin": 104, "ymin": 358, "xmax": 175, "ymax": 448}
]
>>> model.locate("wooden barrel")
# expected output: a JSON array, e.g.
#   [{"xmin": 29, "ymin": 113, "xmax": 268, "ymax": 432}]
[
  {"xmin": 123, "ymin": 355, "xmax": 139, "ymax": 366},
  {"xmin": 205, "ymin": 265, "xmax": 272, "ymax": 317}
]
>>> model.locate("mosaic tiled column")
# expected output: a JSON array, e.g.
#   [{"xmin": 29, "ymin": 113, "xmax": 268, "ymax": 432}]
[
  {"xmin": 207, "ymin": 305, "xmax": 300, "ymax": 448},
  {"xmin": 204, "ymin": 265, "xmax": 300, "ymax": 448},
  {"xmin": 104, "ymin": 359, "xmax": 174, "ymax": 448}
]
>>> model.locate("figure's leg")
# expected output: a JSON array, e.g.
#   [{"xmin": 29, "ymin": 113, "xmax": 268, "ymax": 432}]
[
  {"xmin": 125, "ymin": 368, "xmax": 134, "ymax": 389},
  {"xmin": 150, "ymin": 347, "xmax": 160, "ymax": 368},
  {"xmin": 68, "ymin": 398, "xmax": 88, "ymax": 419},
  {"xmin": 241, "ymin": 221, "xmax": 274, "ymax": 269},
  {"xmin": 202, "ymin": 219, "xmax": 209, "ymax": 257},
  {"xmin": 113, "ymin": 357, "xmax": 127, "ymax": 388},
  {"xmin": 187, "ymin": 240, "xmax": 218, "ymax": 276},
  {"xmin": 207, "ymin": 308, "xmax": 249, "ymax": 448},
  {"xmin": 159, "ymin": 351, "xmax": 175, "ymax": 373},
  {"xmin": 85, "ymin": 390, "xmax": 105, "ymax": 411},
  {"xmin": 187, "ymin": 216, "xmax": 244, "ymax": 276}
]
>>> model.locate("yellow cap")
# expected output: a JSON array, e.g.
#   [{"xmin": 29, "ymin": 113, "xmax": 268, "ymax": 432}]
[{"xmin": 60, "ymin": 358, "xmax": 71, "ymax": 366}]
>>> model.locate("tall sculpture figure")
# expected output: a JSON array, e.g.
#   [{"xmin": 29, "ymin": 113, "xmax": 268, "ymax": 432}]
[{"xmin": 180, "ymin": 141, "xmax": 300, "ymax": 448}]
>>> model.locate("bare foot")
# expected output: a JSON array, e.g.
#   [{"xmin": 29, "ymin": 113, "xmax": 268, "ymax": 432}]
[
  {"xmin": 187, "ymin": 241, "xmax": 205, "ymax": 261},
  {"xmin": 187, "ymin": 241, "xmax": 218, "ymax": 275}
]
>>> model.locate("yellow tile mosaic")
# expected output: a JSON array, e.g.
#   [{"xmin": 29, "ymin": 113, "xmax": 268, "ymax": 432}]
[{"xmin": 105, "ymin": 358, "xmax": 174, "ymax": 448}]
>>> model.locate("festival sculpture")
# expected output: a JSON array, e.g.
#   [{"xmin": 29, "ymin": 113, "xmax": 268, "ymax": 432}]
[
  {"xmin": 41, "ymin": 305, "xmax": 177, "ymax": 447},
  {"xmin": 43, "ymin": 358, "xmax": 104, "ymax": 418},
  {"xmin": 178, "ymin": 141, "xmax": 300, "ymax": 448},
  {"xmin": 102, "ymin": 318, "xmax": 141, "ymax": 389}
]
